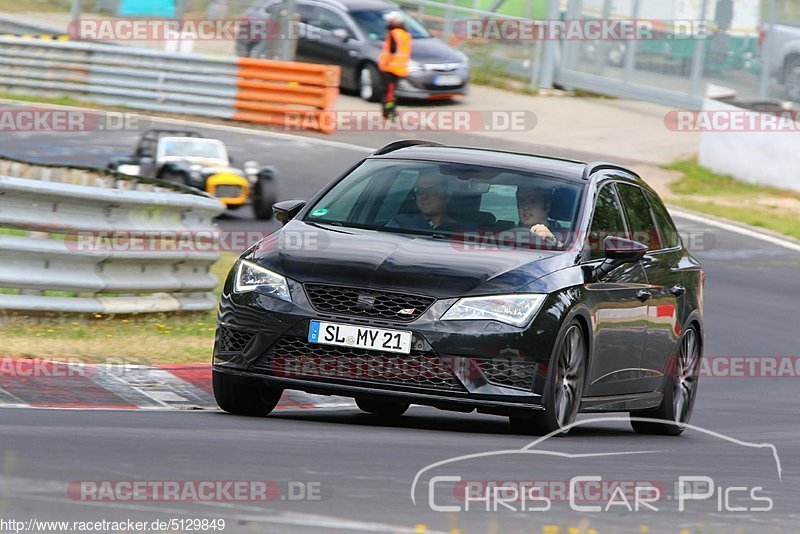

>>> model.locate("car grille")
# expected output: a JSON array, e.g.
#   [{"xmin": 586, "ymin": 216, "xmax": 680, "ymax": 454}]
[
  {"xmin": 304, "ymin": 284, "xmax": 434, "ymax": 322},
  {"xmin": 214, "ymin": 185, "xmax": 243, "ymax": 198},
  {"xmin": 475, "ymin": 358, "xmax": 538, "ymax": 391},
  {"xmin": 252, "ymin": 336, "xmax": 463, "ymax": 391},
  {"xmin": 218, "ymin": 326, "xmax": 256, "ymax": 354},
  {"xmin": 423, "ymin": 81, "xmax": 466, "ymax": 91}
]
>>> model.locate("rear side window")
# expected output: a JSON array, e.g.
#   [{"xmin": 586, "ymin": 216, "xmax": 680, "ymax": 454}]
[
  {"xmin": 616, "ymin": 183, "xmax": 662, "ymax": 251},
  {"xmin": 316, "ymin": 6, "xmax": 349, "ymax": 31},
  {"xmin": 644, "ymin": 190, "xmax": 681, "ymax": 249},
  {"xmin": 587, "ymin": 184, "xmax": 626, "ymax": 258}
]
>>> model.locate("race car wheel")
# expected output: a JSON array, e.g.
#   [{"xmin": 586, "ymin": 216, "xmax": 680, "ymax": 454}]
[
  {"xmin": 213, "ymin": 371, "xmax": 282, "ymax": 417},
  {"xmin": 252, "ymin": 177, "xmax": 277, "ymax": 220},
  {"xmin": 159, "ymin": 170, "xmax": 189, "ymax": 186}
]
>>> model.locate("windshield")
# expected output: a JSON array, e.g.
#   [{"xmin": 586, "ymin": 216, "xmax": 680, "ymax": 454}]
[
  {"xmin": 160, "ymin": 138, "xmax": 227, "ymax": 161},
  {"xmin": 350, "ymin": 9, "xmax": 430, "ymax": 41},
  {"xmin": 304, "ymin": 159, "xmax": 584, "ymax": 250}
]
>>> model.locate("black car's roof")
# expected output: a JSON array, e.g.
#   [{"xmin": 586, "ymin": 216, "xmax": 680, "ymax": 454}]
[{"xmin": 368, "ymin": 145, "xmax": 593, "ymax": 182}]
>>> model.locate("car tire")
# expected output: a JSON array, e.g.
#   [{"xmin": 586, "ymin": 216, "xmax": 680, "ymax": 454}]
[
  {"xmin": 785, "ymin": 57, "xmax": 800, "ymax": 103},
  {"xmin": 159, "ymin": 170, "xmax": 189, "ymax": 186},
  {"xmin": 252, "ymin": 177, "xmax": 276, "ymax": 220},
  {"xmin": 509, "ymin": 321, "xmax": 587, "ymax": 436},
  {"xmin": 359, "ymin": 63, "xmax": 383, "ymax": 102},
  {"xmin": 355, "ymin": 397, "xmax": 410, "ymax": 417},
  {"xmin": 213, "ymin": 371, "xmax": 282, "ymax": 417},
  {"xmin": 630, "ymin": 326, "xmax": 701, "ymax": 436}
]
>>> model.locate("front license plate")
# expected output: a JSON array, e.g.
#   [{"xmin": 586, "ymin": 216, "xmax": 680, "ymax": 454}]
[
  {"xmin": 308, "ymin": 321, "xmax": 412, "ymax": 355},
  {"xmin": 433, "ymin": 74, "xmax": 461, "ymax": 86}
]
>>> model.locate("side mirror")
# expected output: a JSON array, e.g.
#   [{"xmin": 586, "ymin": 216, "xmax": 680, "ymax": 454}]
[
  {"xmin": 585, "ymin": 236, "xmax": 648, "ymax": 282},
  {"xmin": 331, "ymin": 28, "xmax": 350, "ymax": 41},
  {"xmin": 273, "ymin": 199, "xmax": 306, "ymax": 226},
  {"xmin": 603, "ymin": 236, "xmax": 648, "ymax": 263}
]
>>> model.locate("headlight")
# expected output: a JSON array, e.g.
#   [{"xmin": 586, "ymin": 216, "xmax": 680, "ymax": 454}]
[
  {"xmin": 441, "ymin": 294, "xmax": 547, "ymax": 327},
  {"xmin": 189, "ymin": 164, "xmax": 202, "ymax": 181},
  {"xmin": 234, "ymin": 260, "xmax": 291, "ymax": 302},
  {"xmin": 407, "ymin": 60, "xmax": 422, "ymax": 73}
]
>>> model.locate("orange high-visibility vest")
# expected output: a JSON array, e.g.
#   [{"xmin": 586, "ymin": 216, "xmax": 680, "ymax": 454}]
[{"xmin": 378, "ymin": 27, "xmax": 412, "ymax": 77}]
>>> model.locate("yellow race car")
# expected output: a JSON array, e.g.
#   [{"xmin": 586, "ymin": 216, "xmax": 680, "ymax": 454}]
[{"xmin": 109, "ymin": 129, "xmax": 277, "ymax": 220}]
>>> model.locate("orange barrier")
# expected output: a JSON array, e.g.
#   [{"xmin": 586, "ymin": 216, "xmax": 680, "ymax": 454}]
[{"xmin": 233, "ymin": 58, "xmax": 341, "ymax": 133}]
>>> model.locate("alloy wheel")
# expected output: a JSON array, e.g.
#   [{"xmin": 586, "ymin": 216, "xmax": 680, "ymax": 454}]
[
  {"xmin": 359, "ymin": 67, "xmax": 374, "ymax": 101},
  {"xmin": 553, "ymin": 324, "xmax": 586, "ymax": 428},
  {"xmin": 673, "ymin": 327, "xmax": 699, "ymax": 425}
]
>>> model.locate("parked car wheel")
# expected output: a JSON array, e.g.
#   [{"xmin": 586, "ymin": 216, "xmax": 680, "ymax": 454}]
[
  {"xmin": 784, "ymin": 56, "xmax": 800, "ymax": 102},
  {"xmin": 359, "ymin": 63, "xmax": 382, "ymax": 102},
  {"xmin": 355, "ymin": 397, "xmax": 410, "ymax": 416},
  {"xmin": 509, "ymin": 321, "xmax": 587, "ymax": 436},
  {"xmin": 213, "ymin": 371, "xmax": 282, "ymax": 417},
  {"xmin": 630, "ymin": 327, "xmax": 701, "ymax": 436}
]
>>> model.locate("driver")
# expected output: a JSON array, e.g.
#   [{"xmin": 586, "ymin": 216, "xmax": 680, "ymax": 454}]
[{"xmin": 516, "ymin": 184, "xmax": 560, "ymax": 246}]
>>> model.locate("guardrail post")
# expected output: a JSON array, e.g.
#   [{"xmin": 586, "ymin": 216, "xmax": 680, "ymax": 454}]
[
  {"xmin": 70, "ymin": 0, "xmax": 83, "ymax": 21},
  {"xmin": 538, "ymin": 0, "xmax": 561, "ymax": 88},
  {"xmin": 689, "ymin": 0, "xmax": 709, "ymax": 96},
  {"xmin": 443, "ymin": 0, "xmax": 455, "ymax": 42},
  {"xmin": 758, "ymin": 0, "xmax": 778, "ymax": 99},
  {"xmin": 622, "ymin": 0, "xmax": 641, "ymax": 82}
]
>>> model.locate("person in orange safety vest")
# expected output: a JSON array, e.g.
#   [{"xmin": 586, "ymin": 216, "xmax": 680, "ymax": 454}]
[{"xmin": 378, "ymin": 11, "xmax": 412, "ymax": 120}]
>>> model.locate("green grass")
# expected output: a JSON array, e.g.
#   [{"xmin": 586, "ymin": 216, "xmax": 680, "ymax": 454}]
[
  {"xmin": 665, "ymin": 160, "xmax": 800, "ymax": 241},
  {"xmin": 0, "ymin": 91, "xmax": 86, "ymax": 107},
  {"xmin": 417, "ymin": 0, "xmax": 547, "ymax": 19},
  {"xmin": 0, "ymin": 0, "xmax": 70, "ymax": 13},
  {"xmin": 0, "ymin": 253, "xmax": 239, "ymax": 363}
]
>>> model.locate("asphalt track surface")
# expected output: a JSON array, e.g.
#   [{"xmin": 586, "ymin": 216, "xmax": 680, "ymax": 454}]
[{"xmin": 1, "ymin": 110, "xmax": 799, "ymax": 533}]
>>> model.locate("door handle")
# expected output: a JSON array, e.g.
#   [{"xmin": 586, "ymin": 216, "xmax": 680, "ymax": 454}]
[
  {"xmin": 670, "ymin": 285, "xmax": 686, "ymax": 296},
  {"xmin": 636, "ymin": 289, "xmax": 652, "ymax": 302}
]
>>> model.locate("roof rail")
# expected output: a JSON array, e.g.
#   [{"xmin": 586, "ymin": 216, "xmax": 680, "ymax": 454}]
[
  {"xmin": 372, "ymin": 139, "xmax": 444, "ymax": 156},
  {"xmin": 581, "ymin": 162, "xmax": 640, "ymax": 181}
]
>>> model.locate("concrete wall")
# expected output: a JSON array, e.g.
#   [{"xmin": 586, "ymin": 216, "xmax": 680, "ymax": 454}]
[{"xmin": 698, "ymin": 98, "xmax": 800, "ymax": 192}]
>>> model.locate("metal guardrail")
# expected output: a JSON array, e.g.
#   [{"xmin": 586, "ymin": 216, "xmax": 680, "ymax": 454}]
[
  {"xmin": 0, "ymin": 36, "xmax": 340, "ymax": 131},
  {"xmin": 0, "ymin": 158, "xmax": 226, "ymax": 315},
  {"xmin": 0, "ymin": 14, "xmax": 70, "ymax": 40}
]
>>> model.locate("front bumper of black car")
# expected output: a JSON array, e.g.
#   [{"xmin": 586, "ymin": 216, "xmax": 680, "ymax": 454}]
[{"xmin": 213, "ymin": 279, "xmax": 558, "ymax": 414}]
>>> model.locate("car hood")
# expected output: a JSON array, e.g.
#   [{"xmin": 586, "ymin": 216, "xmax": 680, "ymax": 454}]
[
  {"xmin": 365, "ymin": 36, "xmax": 464, "ymax": 64},
  {"xmin": 247, "ymin": 221, "xmax": 570, "ymax": 299},
  {"xmin": 408, "ymin": 37, "xmax": 465, "ymax": 63}
]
